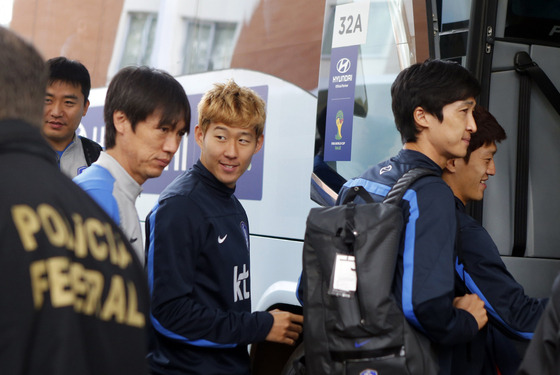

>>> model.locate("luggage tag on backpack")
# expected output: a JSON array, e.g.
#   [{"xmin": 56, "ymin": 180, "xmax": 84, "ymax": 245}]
[{"xmin": 328, "ymin": 254, "xmax": 357, "ymax": 298}]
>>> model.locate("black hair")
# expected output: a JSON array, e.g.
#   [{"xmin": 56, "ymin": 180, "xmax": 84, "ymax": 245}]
[
  {"xmin": 46, "ymin": 56, "xmax": 91, "ymax": 104},
  {"xmin": 391, "ymin": 59, "xmax": 481, "ymax": 143},
  {"xmin": 465, "ymin": 105, "xmax": 507, "ymax": 162},
  {"xmin": 104, "ymin": 66, "xmax": 191, "ymax": 149}
]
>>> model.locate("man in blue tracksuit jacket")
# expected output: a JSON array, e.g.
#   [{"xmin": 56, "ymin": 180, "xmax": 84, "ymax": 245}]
[
  {"xmin": 146, "ymin": 80, "xmax": 303, "ymax": 375},
  {"xmin": 74, "ymin": 66, "xmax": 191, "ymax": 266},
  {"xmin": 337, "ymin": 59, "xmax": 488, "ymax": 375},
  {"xmin": 442, "ymin": 106, "xmax": 547, "ymax": 374}
]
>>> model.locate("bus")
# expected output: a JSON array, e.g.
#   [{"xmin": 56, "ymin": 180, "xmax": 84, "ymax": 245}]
[{"xmin": 7, "ymin": 0, "xmax": 560, "ymax": 372}]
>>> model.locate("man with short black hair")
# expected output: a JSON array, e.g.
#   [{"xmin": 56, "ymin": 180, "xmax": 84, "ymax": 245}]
[
  {"xmin": 74, "ymin": 66, "xmax": 191, "ymax": 265},
  {"xmin": 337, "ymin": 59, "xmax": 488, "ymax": 374},
  {"xmin": 43, "ymin": 56, "xmax": 102, "ymax": 177},
  {"xmin": 443, "ymin": 106, "xmax": 547, "ymax": 375}
]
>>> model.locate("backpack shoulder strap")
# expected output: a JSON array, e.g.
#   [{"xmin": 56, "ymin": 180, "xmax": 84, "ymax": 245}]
[
  {"xmin": 383, "ymin": 168, "xmax": 438, "ymax": 205},
  {"xmin": 80, "ymin": 136, "xmax": 103, "ymax": 166},
  {"xmin": 341, "ymin": 185, "xmax": 375, "ymax": 204}
]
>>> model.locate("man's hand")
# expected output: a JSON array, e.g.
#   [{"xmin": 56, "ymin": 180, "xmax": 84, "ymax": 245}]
[
  {"xmin": 453, "ymin": 294, "xmax": 488, "ymax": 330},
  {"xmin": 265, "ymin": 309, "xmax": 304, "ymax": 345}
]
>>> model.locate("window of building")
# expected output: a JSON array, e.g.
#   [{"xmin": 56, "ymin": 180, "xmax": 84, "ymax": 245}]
[
  {"xmin": 119, "ymin": 12, "xmax": 158, "ymax": 69},
  {"xmin": 182, "ymin": 20, "xmax": 237, "ymax": 74}
]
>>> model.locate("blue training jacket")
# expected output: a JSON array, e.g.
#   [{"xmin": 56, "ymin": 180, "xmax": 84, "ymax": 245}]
[
  {"xmin": 452, "ymin": 197, "xmax": 547, "ymax": 375},
  {"xmin": 337, "ymin": 149, "xmax": 479, "ymax": 375},
  {"xmin": 146, "ymin": 161, "xmax": 273, "ymax": 375}
]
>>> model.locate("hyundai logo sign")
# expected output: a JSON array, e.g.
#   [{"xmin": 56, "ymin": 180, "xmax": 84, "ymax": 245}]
[{"xmin": 336, "ymin": 58, "xmax": 351, "ymax": 74}]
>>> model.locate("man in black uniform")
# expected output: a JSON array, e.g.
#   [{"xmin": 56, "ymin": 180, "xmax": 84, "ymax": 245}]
[{"xmin": 0, "ymin": 26, "xmax": 149, "ymax": 375}]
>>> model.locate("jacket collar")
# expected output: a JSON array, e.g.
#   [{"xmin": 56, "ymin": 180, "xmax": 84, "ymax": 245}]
[
  {"xmin": 0, "ymin": 119, "xmax": 57, "ymax": 166},
  {"xmin": 193, "ymin": 160, "xmax": 236, "ymax": 197}
]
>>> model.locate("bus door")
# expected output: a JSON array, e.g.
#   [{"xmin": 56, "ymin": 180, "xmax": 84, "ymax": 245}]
[{"xmin": 430, "ymin": 0, "xmax": 560, "ymax": 297}]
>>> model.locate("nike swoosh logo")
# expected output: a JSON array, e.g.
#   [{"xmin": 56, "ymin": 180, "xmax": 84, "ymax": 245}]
[
  {"xmin": 218, "ymin": 235, "xmax": 228, "ymax": 244},
  {"xmin": 130, "ymin": 237, "xmax": 138, "ymax": 243},
  {"xmin": 354, "ymin": 339, "xmax": 371, "ymax": 348}
]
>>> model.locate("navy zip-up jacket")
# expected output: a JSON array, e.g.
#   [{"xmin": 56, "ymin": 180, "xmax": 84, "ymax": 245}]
[
  {"xmin": 453, "ymin": 197, "xmax": 547, "ymax": 374},
  {"xmin": 337, "ymin": 149, "xmax": 479, "ymax": 374},
  {"xmin": 146, "ymin": 161, "xmax": 274, "ymax": 375}
]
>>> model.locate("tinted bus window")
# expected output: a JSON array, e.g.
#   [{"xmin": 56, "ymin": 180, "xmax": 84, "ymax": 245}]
[
  {"xmin": 313, "ymin": 0, "xmax": 416, "ymax": 204},
  {"xmin": 504, "ymin": 0, "xmax": 560, "ymax": 45}
]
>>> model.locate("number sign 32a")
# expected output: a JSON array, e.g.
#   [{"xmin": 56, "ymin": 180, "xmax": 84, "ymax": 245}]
[{"xmin": 332, "ymin": 2, "xmax": 370, "ymax": 48}]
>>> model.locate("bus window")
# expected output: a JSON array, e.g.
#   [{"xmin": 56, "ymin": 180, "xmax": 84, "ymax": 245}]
[
  {"xmin": 313, "ymin": 0, "xmax": 417, "ymax": 205},
  {"xmin": 504, "ymin": 0, "xmax": 560, "ymax": 45},
  {"xmin": 428, "ymin": 0, "xmax": 472, "ymax": 62}
]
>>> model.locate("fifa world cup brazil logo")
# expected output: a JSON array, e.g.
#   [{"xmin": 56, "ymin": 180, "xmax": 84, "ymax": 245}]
[{"xmin": 335, "ymin": 110, "xmax": 344, "ymax": 140}]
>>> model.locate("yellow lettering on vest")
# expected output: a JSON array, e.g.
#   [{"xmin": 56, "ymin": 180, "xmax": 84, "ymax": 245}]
[
  {"xmin": 116, "ymin": 237, "xmax": 133, "ymax": 269},
  {"xmin": 105, "ymin": 223, "xmax": 121, "ymax": 267},
  {"xmin": 70, "ymin": 262, "xmax": 87, "ymax": 313},
  {"xmin": 71, "ymin": 214, "xmax": 88, "ymax": 258},
  {"xmin": 69, "ymin": 262, "xmax": 104, "ymax": 315},
  {"xmin": 85, "ymin": 217, "xmax": 108, "ymax": 261},
  {"xmin": 46, "ymin": 257, "xmax": 74, "ymax": 308},
  {"xmin": 29, "ymin": 260, "xmax": 48, "ymax": 308},
  {"xmin": 126, "ymin": 281, "xmax": 145, "ymax": 327},
  {"xmin": 105, "ymin": 223, "xmax": 133, "ymax": 269},
  {"xmin": 28, "ymin": 256, "xmax": 143, "ymax": 328},
  {"xmin": 11, "ymin": 205, "xmax": 41, "ymax": 251},
  {"xmin": 63, "ymin": 215, "xmax": 75, "ymax": 251},
  {"xmin": 38, "ymin": 204, "xmax": 69, "ymax": 249},
  {"xmin": 82, "ymin": 267, "xmax": 104, "ymax": 316},
  {"xmin": 100, "ymin": 275, "xmax": 126, "ymax": 323}
]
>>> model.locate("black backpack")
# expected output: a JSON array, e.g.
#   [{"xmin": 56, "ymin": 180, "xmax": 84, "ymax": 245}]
[
  {"xmin": 80, "ymin": 136, "xmax": 102, "ymax": 166},
  {"xmin": 301, "ymin": 168, "xmax": 439, "ymax": 375}
]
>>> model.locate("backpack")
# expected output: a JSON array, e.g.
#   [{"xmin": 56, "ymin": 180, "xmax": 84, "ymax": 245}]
[
  {"xmin": 301, "ymin": 168, "xmax": 439, "ymax": 375},
  {"xmin": 80, "ymin": 136, "xmax": 103, "ymax": 166}
]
